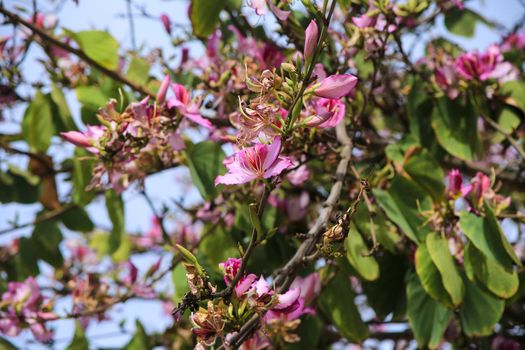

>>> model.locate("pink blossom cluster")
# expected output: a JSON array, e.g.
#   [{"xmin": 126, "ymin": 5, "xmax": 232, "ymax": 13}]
[{"xmin": 0, "ymin": 277, "xmax": 56, "ymax": 342}]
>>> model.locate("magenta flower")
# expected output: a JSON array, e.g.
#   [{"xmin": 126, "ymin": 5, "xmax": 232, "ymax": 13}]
[
  {"xmin": 290, "ymin": 272, "xmax": 321, "ymax": 306},
  {"xmin": 314, "ymin": 74, "xmax": 358, "ymax": 99},
  {"xmin": 306, "ymin": 97, "xmax": 346, "ymax": 128},
  {"xmin": 268, "ymin": 1, "xmax": 290, "ymax": 21},
  {"xmin": 446, "ymin": 169, "xmax": 463, "ymax": 198},
  {"xmin": 454, "ymin": 45, "xmax": 515, "ymax": 81},
  {"xmin": 352, "ymin": 14, "xmax": 377, "ymax": 28},
  {"xmin": 60, "ymin": 125, "xmax": 105, "ymax": 153},
  {"xmin": 159, "ymin": 13, "xmax": 171, "ymax": 34},
  {"xmin": 167, "ymin": 83, "xmax": 213, "ymax": 129},
  {"xmin": 304, "ymin": 20, "xmax": 318, "ymax": 60},
  {"xmin": 214, "ymin": 138, "xmax": 293, "ymax": 186}
]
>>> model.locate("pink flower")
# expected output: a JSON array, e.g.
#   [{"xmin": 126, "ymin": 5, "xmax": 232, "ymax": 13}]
[
  {"xmin": 167, "ymin": 84, "xmax": 213, "ymax": 129},
  {"xmin": 306, "ymin": 97, "xmax": 346, "ymax": 128},
  {"xmin": 249, "ymin": 0, "xmax": 268, "ymax": 16},
  {"xmin": 446, "ymin": 169, "xmax": 463, "ymax": 198},
  {"xmin": 304, "ymin": 20, "xmax": 318, "ymax": 60},
  {"xmin": 61, "ymin": 125, "xmax": 105, "ymax": 153},
  {"xmin": 454, "ymin": 45, "xmax": 516, "ymax": 82},
  {"xmin": 214, "ymin": 138, "xmax": 293, "ymax": 186},
  {"xmin": 314, "ymin": 74, "xmax": 358, "ymax": 99},
  {"xmin": 219, "ymin": 258, "xmax": 241, "ymax": 284},
  {"xmin": 352, "ymin": 14, "xmax": 377, "ymax": 28},
  {"xmin": 290, "ymin": 273, "xmax": 321, "ymax": 306},
  {"xmin": 268, "ymin": 1, "xmax": 290, "ymax": 21},
  {"xmin": 160, "ymin": 13, "xmax": 171, "ymax": 34},
  {"xmin": 287, "ymin": 163, "xmax": 310, "ymax": 186},
  {"xmin": 463, "ymin": 172, "xmax": 491, "ymax": 208}
]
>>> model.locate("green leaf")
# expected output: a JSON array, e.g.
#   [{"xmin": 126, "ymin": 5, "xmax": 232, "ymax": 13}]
[
  {"xmin": 22, "ymin": 90, "xmax": 56, "ymax": 152},
  {"xmin": 185, "ymin": 141, "xmax": 225, "ymax": 200},
  {"xmin": 406, "ymin": 273, "xmax": 452, "ymax": 349},
  {"xmin": 105, "ymin": 190, "xmax": 130, "ymax": 262},
  {"xmin": 286, "ymin": 315, "xmax": 323, "ymax": 350},
  {"xmin": 373, "ymin": 175, "xmax": 433, "ymax": 243},
  {"xmin": 344, "ymin": 223, "xmax": 379, "ymax": 281},
  {"xmin": 431, "ymin": 97, "xmax": 480, "ymax": 161},
  {"xmin": 362, "ymin": 252, "xmax": 407, "ymax": 320},
  {"xmin": 76, "ymin": 86, "xmax": 110, "ymax": 125},
  {"xmin": 199, "ymin": 226, "xmax": 237, "ymax": 273},
  {"xmin": 415, "ymin": 243, "xmax": 454, "ymax": 308},
  {"xmin": 426, "ymin": 233, "xmax": 464, "ymax": 306},
  {"xmin": 494, "ymin": 107, "xmax": 521, "ymax": 143},
  {"xmin": 66, "ymin": 322, "xmax": 89, "ymax": 350},
  {"xmin": 353, "ymin": 202, "xmax": 401, "ymax": 253},
  {"xmin": 444, "ymin": 8, "xmax": 492, "ymax": 37},
  {"xmin": 16, "ymin": 237, "xmax": 40, "ymax": 278},
  {"xmin": 459, "ymin": 205, "xmax": 521, "ymax": 272},
  {"xmin": 126, "ymin": 57, "xmax": 150, "ymax": 87},
  {"xmin": 72, "ymin": 148, "xmax": 96, "ymax": 206},
  {"xmin": 407, "ymin": 78, "xmax": 435, "ymax": 149},
  {"xmin": 172, "ymin": 264, "xmax": 189, "ymax": 303},
  {"xmin": 64, "ymin": 29, "xmax": 119, "ymax": 70},
  {"xmin": 318, "ymin": 271, "xmax": 369, "ymax": 342},
  {"xmin": 0, "ymin": 167, "xmax": 40, "ymax": 204},
  {"xmin": 463, "ymin": 243, "xmax": 519, "ymax": 299},
  {"xmin": 190, "ymin": 0, "xmax": 225, "ymax": 38},
  {"xmin": 459, "ymin": 274, "xmax": 504, "ymax": 337},
  {"xmin": 0, "ymin": 336, "xmax": 18, "ymax": 350},
  {"xmin": 61, "ymin": 206, "xmax": 95, "ymax": 232},
  {"xmin": 501, "ymin": 80, "xmax": 525, "ymax": 112},
  {"xmin": 51, "ymin": 84, "xmax": 77, "ymax": 132},
  {"xmin": 123, "ymin": 320, "xmax": 149, "ymax": 350},
  {"xmin": 404, "ymin": 149, "xmax": 445, "ymax": 201},
  {"xmin": 32, "ymin": 219, "xmax": 64, "ymax": 267}
]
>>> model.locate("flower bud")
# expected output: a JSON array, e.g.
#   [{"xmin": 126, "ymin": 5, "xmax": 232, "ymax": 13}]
[
  {"xmin": 314, "ymin": 74, "xmax": 358, "ymax": 99},
  {"xmin": 304, "ymin": 19, "xmax": 318, "ymax": 60},
  {"xmin": 156, "ymin": 75, "xmax": 171, "ymax": 104}
]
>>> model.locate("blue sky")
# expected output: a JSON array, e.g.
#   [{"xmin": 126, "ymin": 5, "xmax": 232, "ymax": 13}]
[{"xmin": 0, "ymin": 0, "xmax": 524, "ymax": 348}]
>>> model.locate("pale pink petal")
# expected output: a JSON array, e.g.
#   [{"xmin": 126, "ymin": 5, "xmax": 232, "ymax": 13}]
[
  {"xmin": 262, "ymin": 137, "xmax": 282, "ymax": 170},
  {"xmin": 263, "ymin": 157, "xmax": 294, "ymax": 178},
  {"xmin": 315, "ymin": 74, "xmax": 358, "ymax": 99}
]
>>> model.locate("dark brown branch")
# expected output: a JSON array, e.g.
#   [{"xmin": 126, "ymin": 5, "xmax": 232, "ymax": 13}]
[{"xmin": 0, "ymin": 6, "xmax": 154, "ymax": 96}]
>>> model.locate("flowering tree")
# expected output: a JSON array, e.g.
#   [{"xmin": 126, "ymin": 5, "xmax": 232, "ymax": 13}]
[{"xmin": 1, "ymin": 0, "xmax": 525, "ymax": 349}]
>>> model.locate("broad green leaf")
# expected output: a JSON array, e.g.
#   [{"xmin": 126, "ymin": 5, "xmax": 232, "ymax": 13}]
[
  {"xmin": 32, "ymin": 219, "xmax": 64, "ymax": 268},
  {"xmin": 373, "ymin": 175, "xmax": 433, "ymax": 243},
  {"xmin": 126, "ymin": 57, "xmax": 150, "ymax": 87},
  {"xmin": 318, "ymin": 271, "xmax": 369, "ymax": 342},
  {"xmin": 444, "ymin": 8, "xmax": 492, "ymax": 37},
  {"xmin": 123, "ymin": 320, "xmax": 149, "ymax": 350},
  {"xmin": 494, "ymin": 107, "xmax": 521, "ymax": 143},
  {"xmin": 172, "ymin": 264, "xmax": 189, "ymax": 303},
  {"xmin": 459, "ymin": 274, "xmax": 504, "ymax": 337},
  {"xmin": 353, "ymin": 202, "xmax": 401, "ymax": 253},
  {"xmin": 501, "ymin": 80, "xmax": 525, "ymax": 112},
  {"xmin": 463, "ymin": 243, "xmax": 519, "ymax": 299},
  {"xmin": 426, "ymin": 233, "xmax": 464, "ymax": 306},
  {"xmin": 65, "ymin": 29, "xmax": 119, "ymax": 70},
  {"xmin": 16, "ymin": 237, "xmax": 40, "ymax": 278},
  {"xmin": 362, "ymin": 252, "xmax": 407, "ymax": 320},
  {"xmin": 61, "ymin": 206, "xmax": 95, "ymax": 232},
  {"xmin": 76, "ymin": 86, "xmax": 110, "ymax": 125},
  {"xmin": 407, "ymin": 78, "xmax": 435, "ymax": 149},
  {"xmin": 0, "ymin": 337, "xmax": 18, "ymax": 350},
  {"xmin": 51, "ymin": 84, "xmax": 77, "ymax": 132},
  {"xmin": 286, "ymin": 315, "xmax": 323, "ymax": 350},
  {"xmin": 72, "ymin": 148, "xmax": 96, "ymax": 206},
  {"xmin": 185, "ymin": 141, "xmax": 225, "ymax": 200},
  {"xmin": 190, "ymin": 0, "xmax": 224, "ymax": 38},
  {"xmin": 66, "ymin": 322, "xmax": 89, "ymax": 350},
  {"xmin": 105, "ymin": 190, "xmax": 130, "ymax": 262},
  {"xmin": 0, "ymin": 168, "xmax": 40, "ymax": 204},
  {"xmin": 406, "ymin": 274, "xmax": 452, "ymax": 349},
  {"xmin": 415, "ymin": 243, "xmax": 454, "ymax": 308},
  {"xmin": 22, "ymin": 90, "xmax": 56, "ymax": 152},
  {"xmin": 344, "ymin": 223, "xmax": 379, "ymax": 281},
  {"xmin": 459, "ymin": 205, "xmax": 520, "ymax": 272},
  {"xmin": 431, "ymin": 97, "xmax": 480, "ymax": 161},
  {"xmin": 404, "ymin": 149, "xmax": 445, "ymax": 200},
  {"xmin": 199, "ymin": 226, "xmax": 237, "ymax": 273}
]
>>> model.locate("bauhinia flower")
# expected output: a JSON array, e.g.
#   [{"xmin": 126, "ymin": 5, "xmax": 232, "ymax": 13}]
[
  {"xmin": 305, "ymin": 97, "xmax": 346, "ymax": 128},
  {"xmin": 304, "ymin": 20, "xmax": 318, "ymax": 60},
  {"xmin": 446, "ymin": 169, "xmax": 464, "ymax": 199},
  {"xmin": 167, "ymin": 83, "xmax": 213, "ymax": 128},
  {"xmin": 61, "ymin": 125, "xmax": 105, "ymax": 153},
  {"xmin": 214, "ymin": 137, "xmax": 293, "ymax": 186},
  {"xmin": 454, "ymin": 45, "xmax": 517, "ymax": 81},
  {"xmin": 159, "ymin": 13, "xmax": 171, "ymax": 34},
  {"xmin": 313, "ymin": 74, "xmax": 358, "ymax": 99}
]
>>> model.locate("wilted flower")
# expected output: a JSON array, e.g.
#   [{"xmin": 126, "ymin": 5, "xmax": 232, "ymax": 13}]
[{"xmin": 191, "ymin": 301, "xmax": 225, "ymax": 348}]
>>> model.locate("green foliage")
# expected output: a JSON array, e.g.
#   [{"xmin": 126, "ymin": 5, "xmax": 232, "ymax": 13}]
[
  {"xmin": 66, "ymin": 322, "xmax": 89, "ymax": 350},
  {"xmin": 444, "ymin": 8, "xmax": 492, "ymax": 37},
  {"xmin": 22, "ymin": 90, "xmax": 56, "ymax": 152},
  {"xmin": 344, "ymin": 223, "xmax": 379, "ymax": 281},
  {"xmin": 0, "ymin": 166, "xmax": 40, "ymax": 204},
  {"xmin": 126, "ymin": 56, "xmax": 151, "ymax": 87},
  {"xmin": 105, "ymin": 190, "xmax": 131, "ymax": 262},
  {"xmin": 72, "ymin": 148, "xmax": 96, "ymax": 205},
  {"xmin": 64, "ymin": 29, "xmax": 119, "ymax": 70},
  {"xmin": 123, "ymin": 320, "xmax": 149, "ymax": 350},
  {"xmin": 185, "ymin": 141, "xmax": 226, "ymax": 200},
  {"xmin": 190, "ymin": 0, "xmax": 225, "ymax": 38},
  {"xmin": 318, "ymin": 271, "xmax": 369, "ymax": 342}
]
